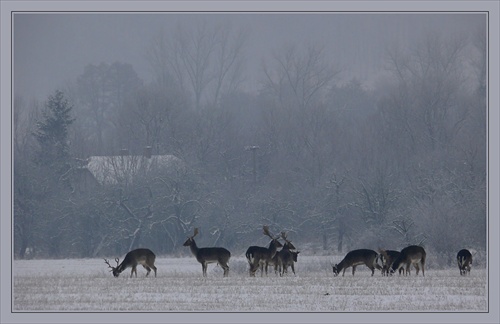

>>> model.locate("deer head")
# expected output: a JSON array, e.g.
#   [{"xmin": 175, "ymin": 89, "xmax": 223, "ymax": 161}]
[
  {"xmin": 183, "ymin": 228, "xmax": 199, "ymax": 247},
  {"xmin": 280, "ymin": 231, "xmax": 296, "ymax": 250},
  {"xmin": 104, "ymin": 257, "xmax": 120, "ymax": 277}
]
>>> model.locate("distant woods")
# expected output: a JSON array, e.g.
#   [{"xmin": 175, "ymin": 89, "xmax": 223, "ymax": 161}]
[{"xmin": 13, "ymin": 23, "xmax": 486, "ymax": 262}]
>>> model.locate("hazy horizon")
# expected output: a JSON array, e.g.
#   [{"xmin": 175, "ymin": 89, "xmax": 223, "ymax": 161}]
[{"xmin": 14, "ymin": 12, "xmax": 485, "ymax": 101}]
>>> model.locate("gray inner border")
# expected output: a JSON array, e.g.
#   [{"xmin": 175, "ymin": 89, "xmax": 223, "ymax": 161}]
[{"xmin": 1, "ymin": 0, "xmax": 499, "ymax": 323}]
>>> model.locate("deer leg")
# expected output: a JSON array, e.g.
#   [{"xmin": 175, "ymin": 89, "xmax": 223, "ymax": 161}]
[
  {"xmin": 144, "ymin": 265, "xmax": 151, "ymax": 277},
  {"xmin": 352, "ymin": 266, "xmax": 356, "ymax": 276},
  {"xmin": 414, "ymin": 263, "xmax": 420, "ymax": 276},
  {"xmin": 291, "ymin": 263, "xmax": 295, "ymax": 275},
  {"xmin": 219, "ymin": 260, "xmax": 229, "ymax": 277},
  {"xmin": 251, "ymin": 262, "xmax": 259, "ymax": 277},
  {"xmin": 151, "ymin": 265, "xmax": 157, "ymax": 277},
  {"xmin": 249, "ymin": 264, "xmax": 256, "ymax": 277},
  {"xmin": 202, "ymin": 262, "xmax": 207, "ymax": 277}
]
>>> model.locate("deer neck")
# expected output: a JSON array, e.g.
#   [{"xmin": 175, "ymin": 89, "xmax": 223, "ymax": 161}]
[
  {"xmin": 268, "ymin": 240, "xmax": 279, "ymax": 256},
  {"xmin": 116, "ymin": 261, "xmax": 127, "ymax": 273},
  {"xmin": 189, "ymin": 240, "xmax": 199, "ymax": 257},
  {"xmin": 337, "ymin": 260, "xmax": 347, "ymax": 272}
]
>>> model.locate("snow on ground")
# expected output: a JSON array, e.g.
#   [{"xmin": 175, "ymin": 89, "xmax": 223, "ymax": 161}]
[{"xmin": 12, "ymin": 255, "xmax": 487, "ymax": 312}]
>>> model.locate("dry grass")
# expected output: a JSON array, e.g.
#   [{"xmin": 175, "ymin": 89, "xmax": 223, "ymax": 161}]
[{"xmin": 12, "ymin": 255, "xmax": 488, "ymax": 314}]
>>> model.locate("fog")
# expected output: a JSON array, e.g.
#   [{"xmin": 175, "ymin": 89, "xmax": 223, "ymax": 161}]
[
  {"xmin": 12, "ymin": 11, "xmax": 487, "ymax": 265},
  {"xmin": 14, "ymin": 13, "xmax": 484, "ymax": 100}
]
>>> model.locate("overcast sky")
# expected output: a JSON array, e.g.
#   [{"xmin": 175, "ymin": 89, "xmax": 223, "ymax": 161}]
[{"xmin": 13, "ymin": 12, "xmax": 485, "ymax": 101}]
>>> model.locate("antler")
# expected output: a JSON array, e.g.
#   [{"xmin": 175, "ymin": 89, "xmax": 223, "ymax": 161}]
[
  {"xmin": 104, "ymin": 258, "xmax": 115, "ymax": 270},
  {"xmin": 280, "ymin": 230, "xmax": 296, "ymax": 249},
  {"xmin": 263, "ymin": 225, "xmax": 273, "ymax": 239},
  {"xmin": 263, "ymin": 225, "xmax": 281, "ymax": 240}
]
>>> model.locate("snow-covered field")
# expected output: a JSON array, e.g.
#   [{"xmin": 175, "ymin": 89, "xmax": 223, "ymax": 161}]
[{"xmin": 12, "ymin": 255, "xmax": 487, "ymax": 313}]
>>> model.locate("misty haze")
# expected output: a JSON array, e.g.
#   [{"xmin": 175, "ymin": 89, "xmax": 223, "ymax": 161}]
[{"xmin": 12, "ymin": 12, "xmax": 487, "ymax": 312}]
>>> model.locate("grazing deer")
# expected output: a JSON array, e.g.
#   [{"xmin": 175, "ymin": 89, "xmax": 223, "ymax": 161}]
[
  {"xmin": 457, "ymin": 249, "xmax": 472, "ymax": 276},
  {"xmin": 274, "ymin": 231, "xmax": 299, "ymax": 276},
  {"xmin": 104, "ymin": 248, "xmax": 157, "ymax": 278},
  {"xmin": 390, "ymin": 245, "xmax": 426, "ymax": 276},
  {"xmin": 246, "ymin": 225, "xmax": 283, "ymax": 277},
  {"xmin": 378, "ymin": 249, "xmax": 403, "ymax": 276},
  {"xmin": 332, "ymin": 249, "xmax": 382, "ymax": 276},
  {"xmin": 183, "ymin": 228, "xmax": 231, "ymax": 277}
]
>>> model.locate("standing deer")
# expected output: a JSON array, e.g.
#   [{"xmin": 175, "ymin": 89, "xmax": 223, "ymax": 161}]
[
  {"xmin": 104, "ymin": 248, "xmax": 157, "ymax": 278},
  {"xmin": 457, "ymin": 249, "xmax": 472, "ymax": 276},
  {"xmin": 183, "ymin": 228, "xmax": 231, "ymax": 277},
  {"xmin": 245, "ymin": 225, "xmax": 283, "ymax": 277},
  {"xmin": 274, "ymin": 231, "xmax": 299, "ymax": 276},
  {"xmin": 332, "ymin": 249, "xmax": 382, "ymax": 276},
  {"xmin": 390, "ymin": 245, "xmax": 426, "ymax": 276},
  {"xmin": 378, "ymin": 249, "xmax": 403, "ymax": 276}
]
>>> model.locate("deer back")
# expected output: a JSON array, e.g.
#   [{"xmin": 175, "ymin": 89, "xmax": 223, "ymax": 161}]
[
  {"xmin": 196, "ymin": 247, "xmax": 231, "ymax": 264},
  {"xmin": 246, "ymin": 239, "xmax": 283, "ymax": 265},
  {"xmin": 334, "ymin": 249, "xmax": 378, "ymax": 274},
  {"xmin": 121, "ymin": 248, "xmax": 155, "ymax": 269},
  {"xmin": 457, "ymin": 249, "xmax": 473, "ymax": 267},
  {"xmin": 391, "ymin": 245, "xmax": 426, "ymax": 272}
]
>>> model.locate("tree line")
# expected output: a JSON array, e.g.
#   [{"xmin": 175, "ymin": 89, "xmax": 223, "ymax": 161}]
[{"xmin": 13, "ymin": 23, "xmax": 486, "ymax": 266}]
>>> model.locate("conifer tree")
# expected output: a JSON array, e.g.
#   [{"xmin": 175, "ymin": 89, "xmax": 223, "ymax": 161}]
[{"xmin": 33, "ymin": 90, "xmax": 74, "ymax": 180}]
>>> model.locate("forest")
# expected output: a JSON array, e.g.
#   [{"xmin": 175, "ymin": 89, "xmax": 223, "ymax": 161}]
[{"xmin": 13, "ymin": 20, "xmax": 487, "ymax": 266}]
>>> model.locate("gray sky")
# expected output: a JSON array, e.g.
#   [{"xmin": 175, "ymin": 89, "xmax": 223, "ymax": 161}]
[{"xmin": 13, "ymin": 12, "xmax": 485, "ymax": 101}]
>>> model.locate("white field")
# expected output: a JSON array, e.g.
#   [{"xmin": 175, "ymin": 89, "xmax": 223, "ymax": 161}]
[{"xmin": 12, "ymin": 255, "xmax": 487, "ymax": 314}]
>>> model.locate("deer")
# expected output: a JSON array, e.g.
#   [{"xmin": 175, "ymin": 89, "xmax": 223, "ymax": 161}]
[
  {"xmin": 104, "ymin": 248, "xmax": 157, "ymax": 278},
  {"xmin": 378, "ymin": 249, "xmax": 403, "ymax": 276},
  {"xmin": 183, "ymin": 228, "xmax": 231, "ymax": 277},
  {"xmin": 390, "ymin": 245, "xmax": 426, "ymax": 276},
  {"xmin": 245, "ymin": 225, "xmax": 283, "ymax": 277},
  {"xmin": 332, "ymin": 249, "xmax": 382, "ymax": 276},
  {"xmin": 277, "ymin": 250, "xmax": 300, "ymax": 276},
  {"xmin": 457, "ymin": 249, "xmax": 473, "ymax": 276},
  {"xmin": 274, "ymin": 231, "xmax": 299, "ymax": 276}
]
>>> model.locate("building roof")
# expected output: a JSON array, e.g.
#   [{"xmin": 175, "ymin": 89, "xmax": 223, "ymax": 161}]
[{"xmin": 82, "ymin": 154, "xmax": 184, "ymax": 185}]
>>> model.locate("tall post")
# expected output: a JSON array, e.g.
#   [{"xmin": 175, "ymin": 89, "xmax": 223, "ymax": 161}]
[{"xmin": 245, "ymin": 145, "xmax": 260, "ymax": 184}]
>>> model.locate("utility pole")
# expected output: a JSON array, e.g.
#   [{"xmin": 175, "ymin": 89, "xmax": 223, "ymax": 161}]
[{"xmin": 245, "ymin": 145, "xmax": 260, "ymax": 184}]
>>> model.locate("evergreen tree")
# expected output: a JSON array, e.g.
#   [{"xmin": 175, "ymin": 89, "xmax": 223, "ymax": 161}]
[{"xmin": 33, "ymin": 90, "xmax": 75, "ymax": 180}]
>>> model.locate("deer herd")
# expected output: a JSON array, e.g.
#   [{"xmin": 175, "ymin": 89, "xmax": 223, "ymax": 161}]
[{"xmin": 104, "ymin": 226, "xmax": 473, "ymax": 279}]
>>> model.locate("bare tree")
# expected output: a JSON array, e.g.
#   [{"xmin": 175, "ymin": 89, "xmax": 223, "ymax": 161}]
[
  {"xmin": 76, "ymin": 62, "xmax": 141, "ymax": 155},
  {"xmin": 146, "ymin": 21, "xmax": 247, "ymax": 110},
  {"xmin": 263, "ymin": 43, "xmax": 340, "ymax": 111}
]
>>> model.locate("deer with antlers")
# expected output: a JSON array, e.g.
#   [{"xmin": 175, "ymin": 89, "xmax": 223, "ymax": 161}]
[
  {"xmin": 104, "ymin": 248, "xmax": 157, "ymax": 278},
  {"xmin": 183, "ymin": 228, "xmax": 231, "ymax": 277},
  {"xmin": 245, "ymin": 225, "xmax": 283, "ymax": 277},
  {"xmin": 274, "ymin": 231, "xmax": 300, "ymax": 276}
]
